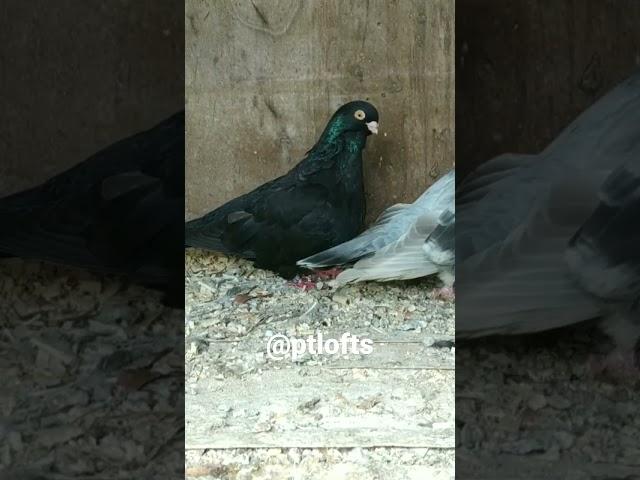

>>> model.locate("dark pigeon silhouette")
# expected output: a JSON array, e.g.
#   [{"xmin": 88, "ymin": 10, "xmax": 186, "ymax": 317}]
[
  {"xmin": 0, "ymin": 112, "xmax": 185, "ymax": 307},
  {"xmin": 456, "ymin": 70, "xmax": 640, "ymax": 369},
  {"xmin": 185, "ymin": 101, "xmax": 379, "ymax": 278}
]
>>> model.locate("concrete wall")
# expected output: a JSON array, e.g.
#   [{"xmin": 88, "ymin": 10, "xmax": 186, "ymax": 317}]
[
  {"xmin": 456, "ymin": 0, "xmax": 640, "ymax": 181},
  {"xmin": 186, "ymin": 0, "xmax": 455, "ymax": 223},
  {"xmin": 0, "ymin": 0, "xmax": 184, "ymax": 196}
]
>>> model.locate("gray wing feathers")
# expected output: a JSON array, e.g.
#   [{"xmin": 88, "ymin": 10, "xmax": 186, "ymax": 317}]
[
  {"xmin": 297, "ymin": 170, "xmax": 455, "ymax": 269},
  {"xmin": 335, "ymin": 211, "xmax": 442, "ymax": 285},
  {"xmin": 457, "ymin": 181, "xmax": 601, "ymax": 337},
  {"xmin": 296, "ymin": 203, "xmax": 414, "ymax": 268},
  {"xmin": 456, "ymin": 70, "xmax": 640, "ymax": 337}
]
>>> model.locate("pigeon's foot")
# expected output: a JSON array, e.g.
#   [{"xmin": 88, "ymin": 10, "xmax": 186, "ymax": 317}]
[
  {"xmin": 312, "ymin": 267, "xmax": 344, "ymax": 281},
  {"xmin": 289, "ymin": 275, "xmax": 317, "ymax": 292},
  {"xmin": 588, "ymin": 349, "xmax": 639, "ymax": 382},
  {"xmin": 430, "ymin": 285, "xmax": 455, "ymax": 301},
  {"xmin": 288, "ymin": 268, "xmax": 344, "ymax": 291}
]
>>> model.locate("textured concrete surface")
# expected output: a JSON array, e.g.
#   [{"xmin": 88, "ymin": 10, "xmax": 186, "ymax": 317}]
[
  {"xmin": 0, "ymin": 0, "xmax": 184, "ymax": 196},
  {"xmin": 456, "ymin": 0, "xmax": 640, "ymax": 181},
  {"xmin": 185, "ymin": 0, "xmax": 455, "ymax": 223}
]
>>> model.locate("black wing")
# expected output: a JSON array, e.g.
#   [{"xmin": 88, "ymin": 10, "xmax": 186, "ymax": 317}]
[{"xmin": 184, "ymin": 137, "xmax": 353, "ymax": 273}]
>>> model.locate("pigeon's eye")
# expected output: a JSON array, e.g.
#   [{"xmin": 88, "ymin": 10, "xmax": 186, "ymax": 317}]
[{"xmin": 354, "ymin": 110, "xmax": 366, "ymax": 120}]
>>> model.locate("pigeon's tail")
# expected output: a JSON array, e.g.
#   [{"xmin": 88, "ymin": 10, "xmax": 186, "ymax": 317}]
[
  {"xmin": 335, "ymin": 255, "xmax": 439, "ymax": 285},
  {"xmin": 184, "ymin": 218, "xmax": 226, "ymax": 252},
  {"xmin": 334, "ymin": 213, "xmax": 441, "ymax": 286},
  {"xmin": 297, "ymin": 235, "xmax": 377, "ymax": 269},
  {"xmin": 0, "ymin": 222, "xmax": 104, "ymax": 269},
  {"xmin": 298, "ymin": 202, "xmax": 422, "ymax": 269}
]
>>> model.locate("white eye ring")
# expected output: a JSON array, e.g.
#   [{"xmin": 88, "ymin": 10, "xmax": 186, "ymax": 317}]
[{"xmin": 354, "ymin": 109, "xmax": 366, "ymax": 120}]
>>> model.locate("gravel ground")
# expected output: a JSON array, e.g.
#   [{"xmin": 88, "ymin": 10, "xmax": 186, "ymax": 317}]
[
  {"xmin": 10, "ymin": 250, "xmax": 634, "ymax": 479},
  {"xmin": 457, "ymin": 327, "xmax": 640, "ymax": 479},
  {"xmin": 0, "ymin": 258, "xmax": 184, "ymax": 479},
  {"xmin": 185, "ymin": 249, "xmax": 455, "ymax": 480}
]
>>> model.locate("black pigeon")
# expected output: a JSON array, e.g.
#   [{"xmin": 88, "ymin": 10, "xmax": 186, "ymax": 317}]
[
  {"xmin": 0, "ymin": 112, "xmax": 185, "ymax": 307},
  {"xmin": 185, "ymin": 101, "xmax": 379, "ymax": 278}
]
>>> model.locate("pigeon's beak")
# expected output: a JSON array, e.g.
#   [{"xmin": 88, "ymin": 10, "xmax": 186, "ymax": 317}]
[{"xmin": 366, "ymin": 121, "xmax": 379, "ymax": 134}]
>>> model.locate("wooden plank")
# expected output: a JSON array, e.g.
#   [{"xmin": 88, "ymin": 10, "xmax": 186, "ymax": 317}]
[
  {"xmin": 186, "ymin": 368, "xmax": 454, "ymax": 449},
  {"xmin": 186, "ymin": 464, "xmax": 453, "ymax": 480},
  {"xmin": 205, "ymin": 330, "xmax": 455, "ymax": 370},
  {"xmin": 187, "ymin": 429, "xmax": 454, "ymax": 450}
]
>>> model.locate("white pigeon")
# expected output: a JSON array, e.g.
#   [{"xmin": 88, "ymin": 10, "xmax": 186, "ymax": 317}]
[
  {"xmin": 297, "ymin": 169, "xmax": 455, "ymax": 287},
  {"xmin": 456, "ymin": 70, "xmax": 640, "ymax": 368}
]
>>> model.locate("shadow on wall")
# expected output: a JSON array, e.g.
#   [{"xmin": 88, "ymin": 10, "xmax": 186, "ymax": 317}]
[{"xmin": 185, "ymin": 0, "xmax": 455, "ymax": 224}]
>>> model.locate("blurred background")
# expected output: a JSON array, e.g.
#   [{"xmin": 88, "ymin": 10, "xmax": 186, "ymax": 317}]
[
  {"xmin": 455, "ymin": 1, "xmax": 640, "ymax": 478},
  {"xmin": 185, "ymin": 0, "xmax": 454, "ymax": 223},
  {"xmin": 0, "ymin": 0, "xmax": 184, "ymax": 196},
  {"xmin": 0, "ymin": 1, "xmax": 185, "ymax": 478},
  {"xmin": 456, "ymin": 0, "xmax": 640, "ymax": 181}
]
